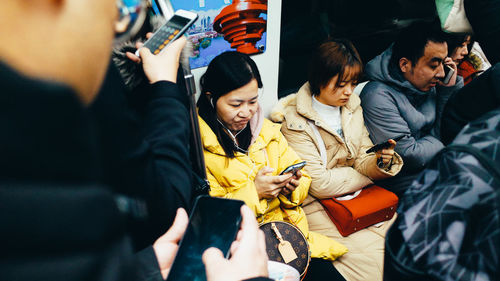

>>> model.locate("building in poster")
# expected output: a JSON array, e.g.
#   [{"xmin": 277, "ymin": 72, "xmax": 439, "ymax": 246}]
[{"xmin": 170, "ymin": 0, "xmax": 268, "ymax": 69}]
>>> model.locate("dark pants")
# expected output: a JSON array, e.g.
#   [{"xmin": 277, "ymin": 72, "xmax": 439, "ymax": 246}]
[
  {"xmin": 441, "ymin": 63, "xmax": 500, "ymax": 145},
  {"xmin": 303, "ymin": 258, "xmax": 346, "ymax": 281}
]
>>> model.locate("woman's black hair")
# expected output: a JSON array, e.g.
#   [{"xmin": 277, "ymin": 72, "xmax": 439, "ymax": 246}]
[
  {"xmin": 444, "ymin": 32, "xmax": 473, "ymax": 59},
  {"xmin": 197, "ymin": 51, "xmax": 263, "ymax": 158}
]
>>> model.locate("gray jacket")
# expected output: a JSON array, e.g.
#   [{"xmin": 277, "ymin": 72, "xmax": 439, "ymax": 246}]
[{"xmin": 360, "ymin": 46, "xmax": 463, "ymax": 195}]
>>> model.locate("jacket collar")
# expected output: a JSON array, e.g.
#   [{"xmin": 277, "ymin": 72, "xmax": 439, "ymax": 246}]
[
  {"xmin": 292, "ymin": 82, "xmax": 359, "ymax": 135},
  {"xmin": 365, "ymin": 46, "xmax": 436, "ymax": 98},
  {"xmin": 199, "ymin": 105, "xmax": 276, "ymax": 156}
]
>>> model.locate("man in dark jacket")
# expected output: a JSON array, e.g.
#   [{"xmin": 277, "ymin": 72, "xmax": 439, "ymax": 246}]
[
  {"xmin": 0, "ymin": 0, "xmax": 190, "ymax": 279},
  {"xmin": 360, "ymin": 21, "xmax": 463, "ymax": 196}
]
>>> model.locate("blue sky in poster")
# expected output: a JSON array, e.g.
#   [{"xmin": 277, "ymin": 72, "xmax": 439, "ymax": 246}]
[{"xmin": 170, "ymin": 0, "xmax": 231, "ymax": 11}]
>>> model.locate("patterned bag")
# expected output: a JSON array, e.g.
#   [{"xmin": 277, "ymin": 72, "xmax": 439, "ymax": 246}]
[
  {"xmin": 385, "ymin": 110, "xmax": 500, "ymax": 281},
  {"xmin": 260, "ymin": 221, "xmax": 311, "ymax": 277}
]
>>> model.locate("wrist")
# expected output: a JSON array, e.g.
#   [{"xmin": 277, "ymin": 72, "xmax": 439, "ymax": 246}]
[
  {"xmin": 255, "ymin": 182, "xmax": 263, "ymax": 200},
  {"xmin": 377, "ymin": 157, "xmax": 392, "ymax": 171},
  {"xmin": 148, "ymin": 75, "xmax": 176, "ymax": 84}
]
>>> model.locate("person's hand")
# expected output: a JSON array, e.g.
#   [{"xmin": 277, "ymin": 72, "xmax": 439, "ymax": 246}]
[
  {"xmin": 152, "ymin": 208, "xmax": 189, "ymax": 279},
  {"xmin": 202, "ymin": 205, "xmax": 269, "ymax": 281},
  {"xmin": 438, "ymin": 57, "xmax": 458, "ymax": 87},
  {"xmin": 375, "ymin": 139, "xmax": 396, "ymax": 169},
  {"xmin": 280, "ymin": 170, "xmax": 302, "ymax": 196},
  {"xmin": 126, "ymin": 32, "xmax": 155, "ymax": 64},
  {"xmin": 254, "ymin": 167, "xmax": 292, "ymax": 199},
  {"xmin": 126, "ymin": 34, "xmax": 187, "ymax": 84}
]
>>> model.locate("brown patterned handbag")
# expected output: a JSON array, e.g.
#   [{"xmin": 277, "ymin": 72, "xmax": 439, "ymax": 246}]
[{"xmin": 259, "ymin": 221, "xmax": 311, "ymax": 277}]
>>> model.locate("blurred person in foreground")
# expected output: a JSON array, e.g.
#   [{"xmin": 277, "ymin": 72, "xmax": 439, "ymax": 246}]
[{"xmin": 0, "ymin": 0, "xmax": 271, "ymax": 280}]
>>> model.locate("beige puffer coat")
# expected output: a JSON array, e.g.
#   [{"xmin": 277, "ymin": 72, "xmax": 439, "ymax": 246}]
[{"xmin": 270, "ymin": 82, "xmax": 403, "ymax": 281}]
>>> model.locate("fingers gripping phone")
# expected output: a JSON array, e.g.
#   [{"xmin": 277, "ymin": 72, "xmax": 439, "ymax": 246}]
[
  {"xmin": 441, "ymin": 64, "xmax": 455, "ymax": 84},
  {"xmin": 279, "ymin": 161, "xmax": 307, "ymax": 175},
  {"xmin": 135, "ymin": 9, "xmax": 198, "ymax": 56},
  {"xmin": 166, "ymin": 196, "xmax": 244, "ymax": 281},
  {"xmin": 366, "ymin": 134, "xmax": 407, "ymax": 154}
]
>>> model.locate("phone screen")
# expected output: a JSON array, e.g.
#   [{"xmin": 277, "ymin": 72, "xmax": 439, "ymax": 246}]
[
  {"xmin": 279, "ymin": 161, "xmax": 306, "ymax": 175},
  {"xmin": 136, "ymin": 10, "xmax": 198, "ymax": 56},
  {"xmin": 166, "ymin": 196, "xmax": 244, "ymax": 281},
  {"xmin": 169, "ymin": 14, "xmax": 191, "ymax": 30}
]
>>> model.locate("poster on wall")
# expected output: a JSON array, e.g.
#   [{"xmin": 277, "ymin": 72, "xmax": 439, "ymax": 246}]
[{"xmin": 169, "ymin": 0, "xmax": 268, "ymax": 69}]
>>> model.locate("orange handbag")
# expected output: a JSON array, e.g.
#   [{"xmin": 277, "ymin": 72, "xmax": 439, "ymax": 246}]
[{"xmin": 319, "ymin": 185, "xmax": 398, "ymax": 237}]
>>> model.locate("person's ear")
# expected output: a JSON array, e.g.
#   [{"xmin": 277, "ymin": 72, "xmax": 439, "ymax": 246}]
[
  {"xmin": 206, "ymin": 92, "xmax": 214, "ymax": 107},
  {"xmin": 399, "ymin": 57, "xmax": 411, "ymax": 73}
]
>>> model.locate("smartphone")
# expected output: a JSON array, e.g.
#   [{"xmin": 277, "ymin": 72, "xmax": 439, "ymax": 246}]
[
  {"xmin": 135, "ymin": 9, "xmax": 198, "ymax": 56},
  {"xmin": 279, "ymin": 161, "xmax": 307, "ymax": 176},
  {"xmin": 441, "ymin": 64, "xmax": 455, "ymax": 84},
  {"xmin": 366, "ymin": 134, "xmax": 407, "ymax": 154},
  {"xmin": 165, "ymin": 196, "xmax": 244, "ymax": 281}
]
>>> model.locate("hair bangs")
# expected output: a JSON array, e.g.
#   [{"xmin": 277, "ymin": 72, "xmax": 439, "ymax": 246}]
[{"xmin": 336, "ymin": 62, "xmax": 363, "ymax": 88}]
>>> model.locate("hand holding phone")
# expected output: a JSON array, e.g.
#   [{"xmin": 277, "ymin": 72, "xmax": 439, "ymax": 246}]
[
  {"xmin": 153, "ymin": 208, "xmax": 189, "ymax": 279},
  {"xmin": 165, "ymin": 196, "xmax": 244, "ymax": 281},
  {"xmin": 439, "ymin": 57, "xmax": 458, "ymax": 86},
  {"xmin": 132, "ymin": 36, "xmax": 186, "ymax": 83},
  {"xmin": 441, "ymin": 64, "xmax": 455, "ymax": 85},
  {"xmin": 135, "ymin": 9, "xmax": 198, "ymax": 57},
  {"xmin": 255, "ymin": 167, "xmax": 286, "ymax": 199},
  {"xmin": 366, "ymin": 134, "xmax": 406, "ymax": 154},
  {"xmin": 202, "ymin": 205, "xmax": 269, "ymax": 281},
  {"xmin": 279, "ymin": 161, "xmax": 307, "ymax": 176}
]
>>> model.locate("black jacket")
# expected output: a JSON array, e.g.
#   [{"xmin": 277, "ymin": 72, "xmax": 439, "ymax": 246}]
[
  {"xmin": 441, "ymin": 63, "xmax": 500, "ymax": 145},
  {"xmin": 0, "ymin": 61, "xmax": 157, "ymax": 281},
  {"xmin": 385, "ymin": 108, "xmax": 500, "ymax": 281},
  {"xmin": 90, "ymin": 64, "xmax": 193, "ymax": 248}
]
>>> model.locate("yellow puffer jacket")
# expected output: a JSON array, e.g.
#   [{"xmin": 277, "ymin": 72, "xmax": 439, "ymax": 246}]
[{"xmin": 199, "ymin": 115, "xmax": 348, "ymax": 260}]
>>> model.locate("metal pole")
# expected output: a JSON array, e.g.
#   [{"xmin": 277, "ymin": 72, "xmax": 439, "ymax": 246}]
[{"xmin": 183, "ymin": 61, "xmax": 210, "ymax": 195}]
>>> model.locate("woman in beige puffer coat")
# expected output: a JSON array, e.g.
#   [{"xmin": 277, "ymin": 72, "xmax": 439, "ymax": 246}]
[{"xmin": 271, "ymin": 40, "xmax": 403, "ymax": 281}]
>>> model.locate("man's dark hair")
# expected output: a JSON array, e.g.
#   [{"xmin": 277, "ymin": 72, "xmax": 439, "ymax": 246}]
[
  {"xmin": 391, "ymin": 21, "xmax": 447, "ymax": 67},
  {"xmin": 308, "ymin": 39, "xmax": 363, "ymax": 95},
  {"xmin": 197, "ymin": 51, "xmax": 263, "ymax": 158}
]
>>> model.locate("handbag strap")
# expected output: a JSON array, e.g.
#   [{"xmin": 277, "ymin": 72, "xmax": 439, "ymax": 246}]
[
  {"xmin": 280, "ymin": 206, "xmax": 300, "ymax": 228},
  {"xmin": 308, "ymin": 120, "xmax": 327, "ymax": 166}
]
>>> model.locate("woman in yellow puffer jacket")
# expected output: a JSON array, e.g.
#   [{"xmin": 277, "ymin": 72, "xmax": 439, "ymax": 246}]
[{"xmin": 197, "ymin": 51, "xmax": 348, "ymax": 281}]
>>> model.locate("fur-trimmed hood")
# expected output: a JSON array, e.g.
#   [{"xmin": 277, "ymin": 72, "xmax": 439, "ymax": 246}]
[
  {"xmin": 112, "ymin": 16, "xmax": 193, "ymax": 91},
  {"xmin": 269, "ymin": 93, "xmax": 296, "ymax": 123}
]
